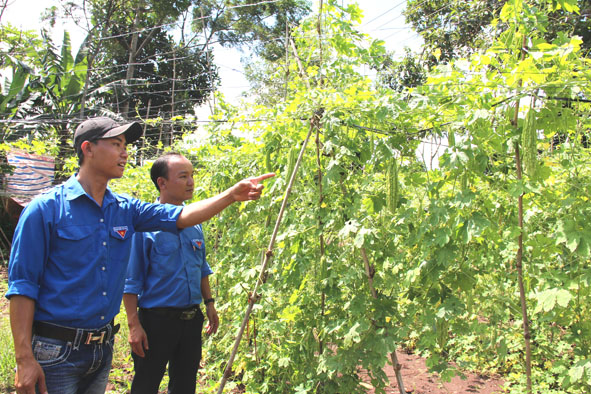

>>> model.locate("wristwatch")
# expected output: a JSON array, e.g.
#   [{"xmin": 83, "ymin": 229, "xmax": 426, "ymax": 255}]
[{"xmin": 204, "ymin": 298, "xmax": 215, "ymax": 305}]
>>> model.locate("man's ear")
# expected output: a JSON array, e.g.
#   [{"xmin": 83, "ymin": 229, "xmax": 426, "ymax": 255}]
[
  {"xmin": 80, "ymin": 141, "xmax": 93, "ymax": 159},
  {"xmin": 157, "ymin": 176, "xmax": 167, "ymax": 190}
]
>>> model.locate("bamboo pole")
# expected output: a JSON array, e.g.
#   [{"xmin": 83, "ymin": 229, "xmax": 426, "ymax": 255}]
[
  {"xmin": 284, "ymin": 11, "xmax": 289, "ymax": 100},
  {"xmin": 315, "ymin": 0, "xmax": 326, "ymax": 358},
  {"xmin": 514, "ymin": 142, "xmax": 532, "ymax": 392},
  {"xmin": 315, "ymin": 118, "xmax": 326, "ymax": 357},
  {"xmin": 216, "ymin": 110, "xmax": 323, "ymax": 394},
  {"xmin": 511, "ymin": 34, "xmax": 533, "ymax": 394}
]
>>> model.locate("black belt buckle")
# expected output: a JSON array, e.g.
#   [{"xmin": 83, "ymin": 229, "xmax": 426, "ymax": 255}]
[{"xmin": 180, "ymin": 309, "xmax": 196, "ymax": 320}]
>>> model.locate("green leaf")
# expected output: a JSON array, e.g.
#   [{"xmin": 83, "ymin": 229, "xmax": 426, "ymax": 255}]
[
  {"xmin": 534, "ymin": 289, "xmax": 556, "ymax": 313},
  {"xmin": 577, "ymin": 238, "xmax": 591, "ymax": 257},
  {"xmin": 555, "ymin": 289, "xmax": 572, "ymax": 308},
  {"xmin": 534, "ymin": 288, "xmax": 572, "ymax": 313},
  {"xmin": 353, "ymin": 231, "xmax": 365, "ymax": 248},
  {"xmin": 278, "ymin": 356, "xmax": 291, "ymax": 367},
  {"xmin": 294, "ymin": 384, "xmax": 310, "ymax": 394},
  {"xmin": 557, "ymin": 0, "xmax": 580, "ymax": 13},
  {"xmin": 555, "ymin": 219, "xmax": 580, "ymax": 253},
  {"xmin": 0, "ymin": 60, "xmax": 30, "ymax": 112},
  {"xmin": 344, "ymin": 322, "xmax": 362, "ymax": 346},
  {"xmin": 569, "ymin": 360, "xmax": 591, "ymax": 383},
  {"xmin": 508, "ymin": 181, "xmax": 527, "ymax": 198},
  {"xmin": 433, "ymin": 228, "xmax": 450, "ymax": 246}
]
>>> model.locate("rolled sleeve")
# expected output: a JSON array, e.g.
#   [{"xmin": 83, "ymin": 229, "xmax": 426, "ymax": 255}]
[
  {"xmin": 5, "ymin": 279, "xmax": 40, "ymax": 300},
  {"xmin": 6, "ymin": 199, "xmax": 51, "ymax": 301},
  {"xmin": 201, "ymin": 261, "xmax": 213, "ymax": 277}
]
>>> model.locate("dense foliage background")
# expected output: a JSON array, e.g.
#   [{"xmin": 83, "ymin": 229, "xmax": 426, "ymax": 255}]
[{"xmin": 2, "ymin": 0, "xmax": 591, "ymax": 393}]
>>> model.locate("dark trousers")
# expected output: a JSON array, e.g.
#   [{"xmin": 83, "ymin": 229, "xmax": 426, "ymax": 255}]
[{"xmin": 130, "ymin": 307, "xmax": 204, "ymax": 394}]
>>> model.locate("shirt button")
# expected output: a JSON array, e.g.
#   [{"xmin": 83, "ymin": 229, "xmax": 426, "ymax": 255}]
[
  {"xmin": 102, "ymin": 267, "xmax": 106, "ymax": 271},
  {"xmin": 103, "ymin": 292, "xmax": 107, "ymax": 296},
  {"xmin": 100, "ymin": 218, "xmax": 104, "ymax": 223},
  {"xmin": 100, "ymin": 316, "xmax": 105, "ymax": 320},
  {"xmin": 102, "ymin": 241, "xmax": 107, "ymax": 246}
]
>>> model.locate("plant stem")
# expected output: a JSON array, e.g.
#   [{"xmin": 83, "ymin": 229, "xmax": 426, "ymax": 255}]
[
  {"xmin": 514, "ymin": 142, "xmax": 533, "ymax": 393},
  {"xmin": 360, "ymin": 247, "xmax": 406, "ymax": 394}
]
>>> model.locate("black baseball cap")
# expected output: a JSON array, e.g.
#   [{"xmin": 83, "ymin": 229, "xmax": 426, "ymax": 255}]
[{"xmin": 74, "ymin": 117, "xmax": 143, "ymax": 149}]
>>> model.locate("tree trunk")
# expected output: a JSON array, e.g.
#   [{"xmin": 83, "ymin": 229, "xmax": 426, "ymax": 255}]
[{"xmin": 122, "ymin": 1, "xmax": 144, "ymax": 118}]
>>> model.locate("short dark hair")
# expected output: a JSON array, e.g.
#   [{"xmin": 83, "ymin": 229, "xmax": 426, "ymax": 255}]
[
  {"xmin": 76, "ymin": 137, "xmax": 100, "ymax": 166},
  {"xmin": 150, "ymin": 152, "xmax": 184, "ymax": 191}
]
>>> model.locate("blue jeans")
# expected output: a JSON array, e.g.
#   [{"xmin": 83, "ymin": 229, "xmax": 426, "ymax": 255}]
[{"xmin": 32, "ymin": 325, "xmax": 115, "ymax": 394}]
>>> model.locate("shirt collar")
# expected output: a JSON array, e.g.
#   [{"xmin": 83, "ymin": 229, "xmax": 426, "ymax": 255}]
[
  {"xmin": 63, "ymin": 175, "xmax": 86, "ymax": 201},
  {"xmin": 64, "ymin": 174, "xmax": 116, "ymax": 206}
]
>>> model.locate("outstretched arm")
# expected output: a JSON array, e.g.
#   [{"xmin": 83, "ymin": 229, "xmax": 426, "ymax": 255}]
[{"xmin": 176, "ymin": 173, "xmax": 274, "ymax": 229}]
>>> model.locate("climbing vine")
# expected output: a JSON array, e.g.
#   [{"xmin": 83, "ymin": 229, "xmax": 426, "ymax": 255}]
[{"xmin": 175, "ymin": 1, "xmax": 591, "ymax": 393}]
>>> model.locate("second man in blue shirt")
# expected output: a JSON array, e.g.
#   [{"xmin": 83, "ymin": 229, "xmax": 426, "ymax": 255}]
[{"xmin": 123, "ymin": 152, "xmax": 220, "ymax": 394}]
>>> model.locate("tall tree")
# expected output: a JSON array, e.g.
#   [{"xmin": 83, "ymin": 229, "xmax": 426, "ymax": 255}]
[
  {"xmin": 404, "ymin": 0, "xmax": 591, "ymax": 67},
  {"xmin": 193, "ymin": 0, "xmax": 311, "ymax": 62},
  {"xmin": 44, "ymin": 0, "xmax": 310, "ymax": 148},
  {"xmin": 57, "ymin": 0, "xmax": 217, "ymax": 120}
]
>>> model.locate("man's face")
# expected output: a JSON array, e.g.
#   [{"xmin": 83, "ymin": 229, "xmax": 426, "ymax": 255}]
[
  {"xmin": 161, "ymin": 156, "xmax": 195, "ymax": 204},
  {"xmin": 84, "ymin": 135, "xmax": 128, "ymax": 179}
]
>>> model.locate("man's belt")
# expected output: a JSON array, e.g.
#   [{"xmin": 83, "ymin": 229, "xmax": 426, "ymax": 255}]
[
  {"xmin": 141, "ymin": 306, "xmax": 200, "ymax": 321},
  {"xmin": 33, "ymin": 320, "xmax": 119, "ymax": 345}
]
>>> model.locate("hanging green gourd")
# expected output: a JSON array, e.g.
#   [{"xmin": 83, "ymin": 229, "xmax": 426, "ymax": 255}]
[
  {"xmin": 285, "ymin": 145, "xmax": 298, "ymax": 180},
  {"xmin": 265, "ymin": 149, "xmax": 273, "ymax": 174},
  {"xmin": 521, "ymin": 107, "xmax": 538, "ymax": 179},
  {"xmin": 386, "ymin": 158, "xmax": 399, "ymax": 214},
  {"xmin": 447, "ymin": 127, "xmax": 455, "ymax": 147}
]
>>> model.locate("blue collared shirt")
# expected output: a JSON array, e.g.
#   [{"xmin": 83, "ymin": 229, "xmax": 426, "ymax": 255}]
[
  {"xmin": 124, "ymin": 223, "xmax": 213, "ymax": 309},
  {"xmin": 6, "ymin": 175, "xmax": 184, "ymax": 329}
]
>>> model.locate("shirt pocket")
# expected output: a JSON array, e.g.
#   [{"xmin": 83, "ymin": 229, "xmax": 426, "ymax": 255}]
[
  {"xmin": 188, "ymin": 238, "xmax": 205, "ymax": 268},
  {"xmin": 108, "ymin": 226, "xmax": 135, "ymax": 264},
  {"xmin": 190, "ymin": 238, "xmax": 205, "ymax": 251},
  {"xmin": 55, "ymin": 225, "xmax": 95, "ymax": 264},
  {"xmin": 152, "ymin": 232, "xmax": 181, "ymax": 256},
  {"xmin": 56, "ymin": 224, "xmax": 94, "ymax": 241},
  {"xmin": 109, "ymin": 226, "xmax": 134, "ymax": 241}
]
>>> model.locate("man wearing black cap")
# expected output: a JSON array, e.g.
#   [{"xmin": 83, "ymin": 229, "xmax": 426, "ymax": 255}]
[{"xmin": 6, "ymin": 117, "xmax": 274, "ymax": 394}]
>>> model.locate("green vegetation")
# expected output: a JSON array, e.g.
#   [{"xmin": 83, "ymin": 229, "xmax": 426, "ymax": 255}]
[{"xmin": 2, "ymin": 0, "xmax": 591, "ymax": 393}]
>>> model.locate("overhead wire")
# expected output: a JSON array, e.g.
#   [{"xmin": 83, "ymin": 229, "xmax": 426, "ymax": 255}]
[
  {"xmin": 361, "ymin": 0, "xmax": 407, "ymax": 28},
  {"xmin": 381, "ymin": 1, "xmax": 451, "ymax": 42},
  {"xmin": 2, "ymin": 1, "xmax": 589, "ymax": 135}
]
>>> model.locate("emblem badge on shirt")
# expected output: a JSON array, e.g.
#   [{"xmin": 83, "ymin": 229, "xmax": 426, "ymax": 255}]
[
  {"xmin": 113, "ymin": 226, "xmax": 128, "ymax": 239},
  {"xmin": 192, "ymin": 239, "xmax": 203, "ymax": 249}
]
